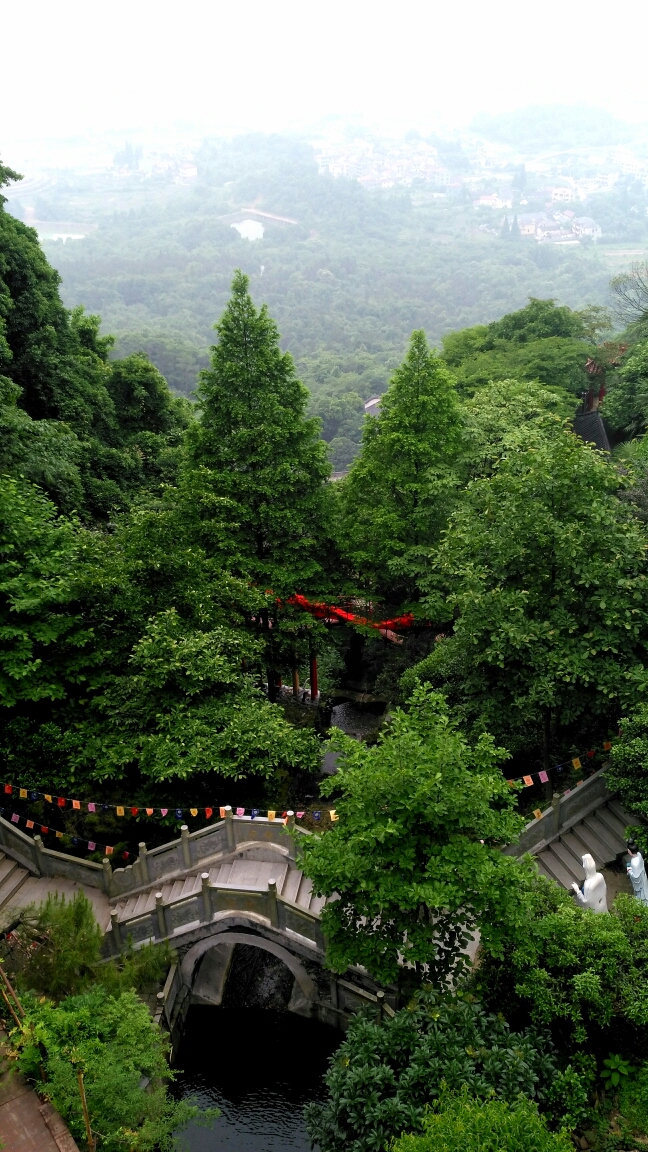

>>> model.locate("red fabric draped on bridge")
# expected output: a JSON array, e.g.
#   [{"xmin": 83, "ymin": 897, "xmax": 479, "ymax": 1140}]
[{"xmin": 287, "ymin": 593, "xmax": 416, "ymax": 633}]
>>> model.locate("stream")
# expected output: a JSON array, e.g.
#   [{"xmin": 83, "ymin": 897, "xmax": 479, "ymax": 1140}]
[{"xmin": 174, "ymin": 1006, "xmax": 340, "ymax": 1151}]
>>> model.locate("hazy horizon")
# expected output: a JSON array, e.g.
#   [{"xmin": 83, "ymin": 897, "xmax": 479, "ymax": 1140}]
[{"xmin": 3, "ymin": 0, "xmax": 648, "ymax": 172}]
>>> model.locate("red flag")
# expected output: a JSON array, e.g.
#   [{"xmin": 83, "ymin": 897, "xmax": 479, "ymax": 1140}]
[
  {"xmin": 205, "ymin": 807, "xmax": 213, "ymax": 819},
  {"xmin": 131, "ymin": 807, "xmax": 139, "ymax": 816},
  {"xmin": 3, "ymin": 785, "xmax": 11, "ymax": 795},
  {"xmin": 57, "ymin": 797, "xmax": 65, "ymax": 807}
]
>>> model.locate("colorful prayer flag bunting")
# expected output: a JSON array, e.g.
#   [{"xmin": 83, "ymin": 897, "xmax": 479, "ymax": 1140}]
[
  {"xmin": 572, "ymin": 758, "xmax": 581, "ymax": 770},
  {"xmin": 329, "ymin": 810, "xmax": 339, "ymax": 822},
  {"xmin": 539, "ymin": 771, "xmax": 549, "ymax": 783},
  {"xmin": 533, "ymin": 809, "xmax": 543, "ymax": 819},
  {"xmin": 205, "ymin": 808, "xmax": 213, "ymax": 819},
  {"xmin": 523, "ymin": 775, "xmax": 533, "ymax": 787},
  {"xmin": 19, "ymin": 789, "xmax": 27, "ymax": 799},
  {"xmin": 88, "ymin": 802, "xmax": 96, "ymax": 813},
  {"xmin": 236, "ymin": 807, "xmax": 245, "ymax": 816},
  {"xmin": 116, "ymin": 806, "xmax": 125, "ymax": 816},
  {"xmin": 190, "ymin": 808, "xmax": 198, "ymax": 817},
  {"xmin": 268, "ymin": 811, "xmax": 276, "ymax": 821},
  {"xmin": 72, "ymin": 800, "xmax": 80, "ymax": 810},
  {"xmin": 161, "ymin": 809, "xmax": 168, "ymax": 817},
  {"xmin": 45, "ymin": 795, "xmax": 52, "ymax": 803},
  {"xmin": 220, "ymin": 807, "xmax": 226, "ymax": 818}
]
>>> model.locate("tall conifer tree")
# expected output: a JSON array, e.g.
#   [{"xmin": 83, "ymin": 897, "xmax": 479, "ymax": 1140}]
[
  {"xmin": 187, "ymin": 271, "xmax": 331, "ymax": 592},
  {"xmin": 337, "ymin": 330, "xmax": 462, "ymax": 601}
]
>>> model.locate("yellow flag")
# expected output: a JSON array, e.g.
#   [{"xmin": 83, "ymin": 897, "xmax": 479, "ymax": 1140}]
[
  {"xmin": 190, "ymin": 808, "xmax": 198, "ymax": 817},
  {"xmin": 116, "ymin": 806, "xmax": 124, "ymax": 817},
  {"xmin": 44, "ymin": 795, "xmax": 52, "ymax": 803},
  {"xmin": 533, "ymin": 808, "xmax": 543, "ymax": 819},
  {"xmin": 572, "ymin": 758, "xmax": 581, "ymax": 770},
  {"xmin": 55, "ymin": 830, "xmax": 63, "ymax": 839},
  {"xmin": 267, "ymin": 810, "xmax": 275, "ymax": 821},
  {"xmin": 19, "ymin": 788, "xmax": 27, "ymax": 799},
  {"xmin": 329, "ymin": 810, "xmax": 339, "ymax": 822}
]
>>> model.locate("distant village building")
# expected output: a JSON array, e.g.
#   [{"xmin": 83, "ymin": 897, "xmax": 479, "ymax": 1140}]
[
  {"xmin": 572, "ymin": 216, "xmax": 602, "ymax": 240},
  {"xmin": 549, "ymin": 186, "xmax": 574, "ymax": 203},
  {"xmin": 473, "ymin": 193, "xmax": 512, "ymax": 210},
  {"xmin": 364, "ymin": 397, "xmax": 382, "ymax": 417},
  {"xmin": 517, "ymin": 212, "xmax": 548, "ymax": 236}
]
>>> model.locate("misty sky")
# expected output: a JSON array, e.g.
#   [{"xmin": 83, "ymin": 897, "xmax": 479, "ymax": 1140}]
[{"xmin": 3, "ymin": 0, "xmax": 648, "ymax": 150}]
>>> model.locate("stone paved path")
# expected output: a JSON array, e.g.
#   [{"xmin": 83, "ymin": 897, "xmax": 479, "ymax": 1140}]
[{"xmin": 0, "ymin": 1031, "xmax": 79, "ymax": 1152}]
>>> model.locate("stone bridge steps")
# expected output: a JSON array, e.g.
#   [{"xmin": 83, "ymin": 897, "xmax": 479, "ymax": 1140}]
[
  {"xmin": 534, "ymin": 799, "xmax": 635, "ymax": 889},
  {"xmin": 112, "ymin": 855, "xmax": 327, "ymax": 924},
  {"xmin": 0, "ymin": 851, "xmax": 111, "ymax": 930}
]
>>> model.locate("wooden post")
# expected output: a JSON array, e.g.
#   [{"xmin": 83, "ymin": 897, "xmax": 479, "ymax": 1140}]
[
  {"xmin": 155, "ymin": 892, "xmax": 167, "ymax": 938},
  {"xmin": 138, "ymin": 842, "xmax": 150, "ymax": 884},
  {"xmin": 77, "ymin": 1069, "xmax": 95, "ymax": 1152},
  {"xmin": 0, "ymin": 962, "xmax": 24, "ymax": 1018},
  {"xmin": 180, "ymin": 825, "xmax": 191, "ymax": 868},
  {"xmin": 292, "ymin": 665, "xmax": 300, "ymax": 697},
  {"xmin": 310, "ymin": 653, "xmax": 318, "ymax": 701},
  {"xmin": 224, "ymin": 806, "xmax": 235, "ymax": 851},
  {"xmin": 286, "ymin": 810, "xmax": 295, "ymax": 831}
]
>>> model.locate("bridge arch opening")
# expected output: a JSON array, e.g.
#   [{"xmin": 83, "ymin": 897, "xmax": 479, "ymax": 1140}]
[{"xmin": 183, "ymin": 930, "xmax": 317, "ymax": 1014}]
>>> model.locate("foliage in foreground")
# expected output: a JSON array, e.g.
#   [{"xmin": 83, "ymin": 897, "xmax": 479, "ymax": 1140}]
[
  {"xmin": 299, "ymin": 683, "xmax": 529, "ymax": 983},
  {"xmin": 406, "ymin": 409, "xmax": 648, "ymax": 758},
  {"xmin": 12, "ymin": 987, "xmax": 204, "ymax": 1152},
  {"xmin": 391, "ymin": 1092, "xmax": 573, "ymax": 1152},
  {"xmin": 477, "ymin": 887, "xmax": 648, "ymax": 1047},
  {"xmin": 304, "ymin": 988, "xmax": 573, "ymax": 1152},
  {"xmin": 1, "ymin": 891, "xmax": 172, "ymax": 1001},
  {"xmin": 606, "ymin": 701, "xmax": 648, "ymax": 821}
]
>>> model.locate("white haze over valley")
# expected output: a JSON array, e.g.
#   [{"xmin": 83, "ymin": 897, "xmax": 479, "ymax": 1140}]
[{"xmin": 2, "ymin": 0, "xmax": 648, "ymax": 167}]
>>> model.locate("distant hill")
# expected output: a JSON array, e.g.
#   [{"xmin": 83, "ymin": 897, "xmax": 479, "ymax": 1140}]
[{"xmin": 470, "ymin": 104, "xmax": 639, "ymax": 151}]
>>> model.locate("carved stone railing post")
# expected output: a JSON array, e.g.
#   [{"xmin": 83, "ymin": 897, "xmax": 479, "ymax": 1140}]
[
  {"xmin": 375, "ymin": 989, "xmax": 385, "ymax": 1023},
  {"xmin": 180, "ymin": 825, "xmax": 191, "ymax": 868},
  {"xmin": 155, "ymin": 892, "xmax": 167, "ymax": 938},
  {"xmin": 138, "ymin": 842, "xmax": 150, "ymax": 884},
  {"xmin": 33, "ymin": 835, "xmax": 45, "ymax": 877},
  {"xmin": 201, "ymin": 872, "xmax": 211, "ymax": 922},
  {"xmin": 225, "ymin": 806, "xmax": 235, "ymax": 851},
  {"xmin": 267, "ymin": 878, "xmax": 279, "ymax": 927},
  {"xmin": 110, "ymin": 910, "xmax": 122, "ymax": 951},
  {"xmin": 286, "ymin": 810, "xmax": 295, "ymax": 831},
  {"xmin": 552, "ymin": 793, "xmax": 561, "ymax": 836},
  {"xmin": 102, "ymin": 857, "xmax": 113, "ymax": 895}
]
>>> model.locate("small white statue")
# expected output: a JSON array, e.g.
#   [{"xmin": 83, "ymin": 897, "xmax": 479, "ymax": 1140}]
[
  {"xmin": 571, "ymin": 853, "xmax": 608, "ymax": 913},
  {"xmin": 627, "ymin": 842, "xmax": 648, "ymax": 906}
]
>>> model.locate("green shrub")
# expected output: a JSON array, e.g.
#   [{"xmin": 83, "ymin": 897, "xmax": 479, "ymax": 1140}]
[
  {"xmin": 304, "ymin": 988, "xmax": 558, "ymax": 1152},
  {"xmin": 618, "ymin": 1058, "xmax": 648, "ymax": 1135},
  {"xmin": 12, "ymin": 986, "xmax": 211, "ymax": 1152},
  {"xmin": 392, "ymin": 1093, "xmax": 573, "ymax": 1152},
  {"xmin": 2, "ymin": 892, "xmax": 173, "ymax": 1001},
  {"xmin": 477, "ymin": 882, "xmax": 648, "ymax": 1045},
  {"xmin": 3, "ymin": 892, "xmax": 102, "ymax": 998}
]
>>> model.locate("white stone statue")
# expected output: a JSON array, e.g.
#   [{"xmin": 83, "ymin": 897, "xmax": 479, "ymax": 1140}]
[
  {"xmin": 571, "ymin": 853, "xmax": 608, "ymax": 913},
  {"xmin": 626, "ymin": 842, "xmax": 648, "ymax": 906}
]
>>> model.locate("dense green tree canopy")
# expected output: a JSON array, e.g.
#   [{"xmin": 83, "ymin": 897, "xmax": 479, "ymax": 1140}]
[
  {"xmin": 187, "ymin": 270, "xmax": 332, "ymax": 594},
  {"xmin": 406, "ymin": 404, "xmax": 648, "ymax": 759},
  {"xmin": 299, "ymin": 685, "xmax": 528, "ymax": 983},
  {"xmin": 336, "ymin": 331, "xmax": 462, "ymax": 601}
]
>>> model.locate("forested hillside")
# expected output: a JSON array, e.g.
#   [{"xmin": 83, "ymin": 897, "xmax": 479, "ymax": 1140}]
[
  {"xmin": 37, "ymin": 139, "xmax": 609, "ymax": 375},
  {"xmin": 8, "ymin": 144, "xmax": 648, "ymax": 1149}
]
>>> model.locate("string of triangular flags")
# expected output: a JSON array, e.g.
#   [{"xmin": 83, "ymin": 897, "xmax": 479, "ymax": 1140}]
[
  {"xmin": 0, "ymin": 786, "xmax": 337, "ymax": 824},
  {"xmin": 506, "ymin": 739, "xmax": 613, "ymax": 791},
  {"xmin": 0, "ymin": 792, "xmax": 339, "ymax": 860}
]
